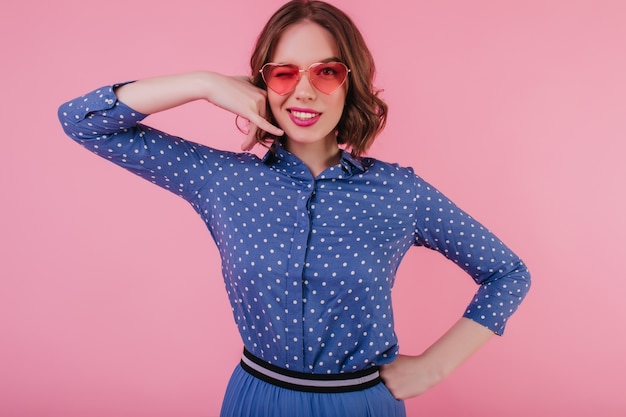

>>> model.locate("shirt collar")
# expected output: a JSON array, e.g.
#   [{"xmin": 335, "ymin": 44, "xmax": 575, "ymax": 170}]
[{"xmin": 262, "ymin": 141, "xmax": 365, "ymax": 179}]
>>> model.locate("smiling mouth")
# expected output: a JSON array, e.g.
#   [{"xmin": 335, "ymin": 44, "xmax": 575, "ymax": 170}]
[
  {"xmin": 287, "ymin": 109, "xmax": 322, "ymax": 127},
  {"xmin": 289, "ymin": 110, "xmax": 321, "ymax": 120}
]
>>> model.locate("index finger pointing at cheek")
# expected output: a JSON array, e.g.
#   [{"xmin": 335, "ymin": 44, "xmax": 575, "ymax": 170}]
[{"xmin": 249, "ymin": 114, "xmax": 284, "ymax": 137}]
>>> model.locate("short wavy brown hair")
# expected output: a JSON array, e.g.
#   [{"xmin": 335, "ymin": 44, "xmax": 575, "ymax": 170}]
[{"xmin": 250, "ymin": 0, "xmax": 387, "ymax": 158}]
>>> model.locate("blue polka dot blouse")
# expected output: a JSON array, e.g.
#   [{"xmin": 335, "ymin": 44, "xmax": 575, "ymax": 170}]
[{"xmin": 58, "ymin": 84, "xmax": 531, "ymax": 374}]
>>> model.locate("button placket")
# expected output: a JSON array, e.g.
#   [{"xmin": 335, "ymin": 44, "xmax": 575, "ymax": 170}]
[{"xmin": 282, "ymin": 180, "xmax": 315, "ymax": 369}]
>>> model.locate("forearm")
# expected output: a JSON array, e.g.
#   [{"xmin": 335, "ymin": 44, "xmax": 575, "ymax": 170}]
[
  {"xmin": 422, "ymin": 317, "xmax": 494, "ymax": 381},
  {"xmin": 116, "ymin": 71, "xmax": 282, "ymax": 141},
  {"xmin": 115, "ymin": 71, "xmax": 214, "ymax": 114},
  {"xmin": 381, "ymin": 318, "xmax": 494, "ymax": 400},
  {"xmin": 60, "ymin": 69, "xmax": 283, "ymax": 149}
]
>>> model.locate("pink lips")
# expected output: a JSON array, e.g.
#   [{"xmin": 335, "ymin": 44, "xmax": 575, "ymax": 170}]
[{"xmin": 288, "ymin": 108, "xmax": 321, "ymax": 127}]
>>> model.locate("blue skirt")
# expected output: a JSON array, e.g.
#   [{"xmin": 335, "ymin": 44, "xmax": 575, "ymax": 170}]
[{"xmin": 220, "ymin": 364, "xmax": 406, "ymax": 417}]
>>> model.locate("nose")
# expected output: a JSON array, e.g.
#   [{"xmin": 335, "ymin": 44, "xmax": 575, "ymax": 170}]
[{"xmin": 294, "ymin": 70, "xmax": 317, "ymax": 100}]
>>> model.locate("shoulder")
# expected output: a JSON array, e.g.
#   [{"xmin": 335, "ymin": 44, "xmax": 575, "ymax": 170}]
[
  {"xmin": 359, "ymin": 156, "xmax": 446, "ymax": 198},
  {"xmin": 360, "ymin": 155, "xmax": 417, "ymax": 180}
]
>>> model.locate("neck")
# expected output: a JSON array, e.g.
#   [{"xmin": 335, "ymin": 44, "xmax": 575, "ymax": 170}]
[{"xmin": 285, "ymin": 137, "xmax": 341, "ymax": 177}]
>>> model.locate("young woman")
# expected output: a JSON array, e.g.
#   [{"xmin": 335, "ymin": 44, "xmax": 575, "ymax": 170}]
[{"xmin": 58, "ymin": 1, "xmax": 531, "ymax": 415}]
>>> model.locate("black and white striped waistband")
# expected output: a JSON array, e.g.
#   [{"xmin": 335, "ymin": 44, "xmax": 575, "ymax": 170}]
[{"xmin": 240, "ymin": 348, "xmax": 382, "ymax": 393}]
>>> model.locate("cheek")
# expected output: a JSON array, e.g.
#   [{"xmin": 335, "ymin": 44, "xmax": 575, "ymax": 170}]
[
  {"xmin": 267, "ymin": 93, "xmax": 284, "ymax": 113},
  {"xmin": 330, "ymin": 91, "xmax": 347, "ymax": 114},
  {"xmin": 333, "ymin": 84, "xmax": 348, "ymax": 108}
]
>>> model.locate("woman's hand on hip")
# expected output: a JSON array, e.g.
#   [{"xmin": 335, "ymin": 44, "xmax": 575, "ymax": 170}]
[{"xmin": 379, "ymin": 354, "xmax": 443, "ymax": 400}]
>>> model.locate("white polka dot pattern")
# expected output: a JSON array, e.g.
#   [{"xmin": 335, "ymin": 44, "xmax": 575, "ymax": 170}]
[{"xmin": 58, "ymin": 84, "xmax": 531, "ymax": 373}]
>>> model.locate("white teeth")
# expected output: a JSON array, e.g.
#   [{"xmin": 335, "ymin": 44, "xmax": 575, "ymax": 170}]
[{"xmin": 291, "ymin": 111, "xmax": 319, "ymax": 120}]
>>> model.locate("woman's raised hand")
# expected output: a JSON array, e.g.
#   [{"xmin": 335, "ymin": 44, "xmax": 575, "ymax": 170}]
[
  {"xmin": 204, "ymin": 73, "xmax": 283, "ymax": 151},
  {"xmin": 115, "ymin": 71, "xmax": 283, "ymax": 151}
]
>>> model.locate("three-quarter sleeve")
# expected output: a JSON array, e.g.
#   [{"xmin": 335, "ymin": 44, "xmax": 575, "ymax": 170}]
[
  {"xmin": 412, "ymin": 174, "xmax": 531, "ymax": 335},
  {"xmin": 58, "ymin": 83, "xmax": 217, "ymax": 202}
]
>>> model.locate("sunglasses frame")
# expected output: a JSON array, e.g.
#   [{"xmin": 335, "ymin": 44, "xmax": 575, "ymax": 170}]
[{"xmin": 259, "ymin": 62, "xmax": 351, "ymax": 96}]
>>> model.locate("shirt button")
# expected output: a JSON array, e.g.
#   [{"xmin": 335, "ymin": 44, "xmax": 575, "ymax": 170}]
[{"xmin": 105, "ymin": 99, "xmax": 114, "ymax": 105}]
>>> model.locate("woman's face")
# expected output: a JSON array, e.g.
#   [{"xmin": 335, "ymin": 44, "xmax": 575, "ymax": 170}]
[{"xmin": 267, "ymin": 20, "xmax": 348, "ymax": 149}]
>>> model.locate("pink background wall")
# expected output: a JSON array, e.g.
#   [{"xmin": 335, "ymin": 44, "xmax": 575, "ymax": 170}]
[{"xmin": 1, "ymin": 0, "xmax": 625, "ymax": 416}]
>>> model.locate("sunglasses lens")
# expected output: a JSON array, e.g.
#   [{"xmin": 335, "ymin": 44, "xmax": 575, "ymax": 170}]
[
  {"xmin": 262, "ymin": 62, "xmax": 349, "ymax": 95},
  {"xmin": 310, "ymin": 62, "xmax": 349, "ymax": 94},
  {"xmin": 262, "ymin": 64, "xmax": 300, "ymax": 95}
]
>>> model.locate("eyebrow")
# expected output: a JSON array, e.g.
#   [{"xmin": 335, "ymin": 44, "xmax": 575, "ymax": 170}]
[{"xmin": 271, "ymin": 57, "xmax": 343, "ymax": 65}]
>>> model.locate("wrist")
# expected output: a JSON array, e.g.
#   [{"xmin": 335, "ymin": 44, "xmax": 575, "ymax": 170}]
[
  {"xmin": 418, "ymin": 351, "xmax": 452, "ymax": 385},
  {"xmin": 185, "ymin": 71, "xmax": 218, "ymax": 102}
]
